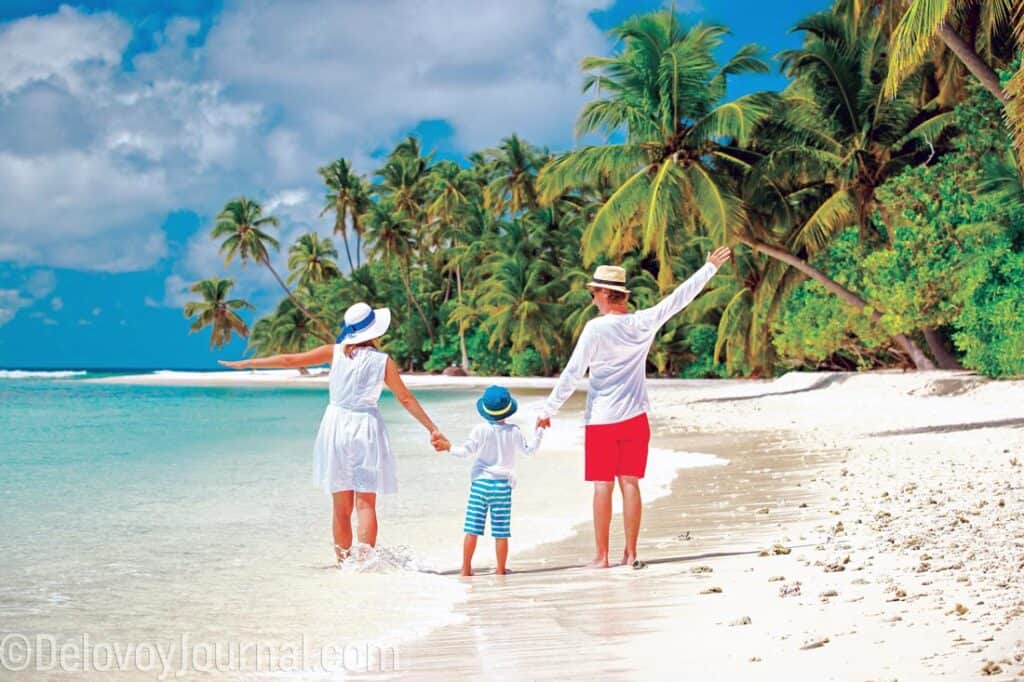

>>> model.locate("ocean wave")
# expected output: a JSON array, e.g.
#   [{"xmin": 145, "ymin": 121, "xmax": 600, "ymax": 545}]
[{"xmin": 0, "ymin": 370, "xmax": 88, "ymax": 379}]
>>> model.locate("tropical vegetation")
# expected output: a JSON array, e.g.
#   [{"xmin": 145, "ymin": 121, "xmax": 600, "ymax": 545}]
[{"xmin": 185, "ymin": 1, "xmax": 1024, "ymax": 379}]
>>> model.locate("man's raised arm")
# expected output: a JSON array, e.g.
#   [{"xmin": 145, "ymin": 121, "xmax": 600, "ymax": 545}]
[{"xmin": 635, "ymin": 247, "xmax": 731, "ymax": 331}]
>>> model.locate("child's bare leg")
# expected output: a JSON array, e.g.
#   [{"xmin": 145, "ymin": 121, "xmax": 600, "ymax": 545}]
[
  {"xmin": 354, "ymin": 492, "xmax": 378, "ymax": 547},
  {"xmin": 462, "ymin": 534, "xmax": 478, "ymax": 576},
  {"xmin": 495, "ymin": 538, "xmax": 509, "ymax": 575},
  {"xmin": 332, "ymin": 491, "xmax": 354, "ymax": 560}
]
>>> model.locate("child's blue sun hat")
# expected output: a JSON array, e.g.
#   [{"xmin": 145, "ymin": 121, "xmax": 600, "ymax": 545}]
[{"xmin": 476, "ymin": 385, "xmax": 518, "ymax": 422}]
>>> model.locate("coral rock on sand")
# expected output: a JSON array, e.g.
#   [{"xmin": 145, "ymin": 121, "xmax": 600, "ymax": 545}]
[
  {"xmin": 779, "ymin": 582, "xmax": 802, "ymax": 598},
  {"xmin": 759, "ymin": 544, "xmax": 792, "ymax": 556},
  {"xmin": 690, "ymin": 565, "xmax": 713, "ymax": 574},
  {"xmin": 768, "ymin": 575, "xmax": 786, "ymax": 582},
  {"xmin": 800, "ymin": 637, "xmax": 830, "ymax": 650},
  {"xmin": 700, "ymin": 586, "xmax": 723, "ymax": 595},
  {"xmin": 728, "ymin": 616, "xmax": 752, "ymax": 626}
]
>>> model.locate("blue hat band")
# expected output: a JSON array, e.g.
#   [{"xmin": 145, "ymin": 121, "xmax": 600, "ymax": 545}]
[{"xmin": 338, "ymin": 310, "xmax": 375, "ymax": 342}]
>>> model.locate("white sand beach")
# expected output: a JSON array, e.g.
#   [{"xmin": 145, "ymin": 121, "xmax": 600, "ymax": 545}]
[{"xmin": 94, "ymin": 368, "xmax": 1024, "ymax": 679}]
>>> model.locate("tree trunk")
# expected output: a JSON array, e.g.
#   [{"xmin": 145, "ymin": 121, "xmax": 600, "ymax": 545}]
[
  {"xmin": 337, "ymin": 220, "xmax": 355, "ymax": 273},
  {"xmin": 741, "ymin": 238, "xmax": 937, "ymax": 370},
  {"xmin": 456, "ymin": 263, "xmax": 469, "ymax": 372},
  {"xmin": 354, "ymin": 216, "xmax": 363, "ymax": 269},
  {"xmin": 261, "ymin": 255, "xmax": 336, "ymax": 344},
  {"xmin": 936, "ymin": 23, "xmax": 1008, "ymax": 104},
  {"xmin": 399, "ymin": 261, "xmax": 435, "ymax": 343},
  {"xmin": 922, "ymin": 327, "xmax": 963, "ymax": 369}
]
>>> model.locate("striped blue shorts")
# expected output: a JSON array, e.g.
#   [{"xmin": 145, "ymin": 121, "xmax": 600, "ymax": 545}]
[{"xmin": 463, "ymin": 478, "xmax": 512, "ymax": 538}]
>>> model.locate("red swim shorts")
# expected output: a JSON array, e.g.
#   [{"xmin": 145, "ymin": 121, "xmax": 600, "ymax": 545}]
[{"xmin": 584, "ymin": 412, "xmax": 651, "ymax": 482}]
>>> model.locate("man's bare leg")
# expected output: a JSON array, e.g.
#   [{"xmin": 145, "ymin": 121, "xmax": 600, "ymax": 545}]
[
  {"xmin": 495, "ymin": 538, "xmax": 509, "ymax": 575},
  {"xmin": 588, "ymin": 481, "xmax": 614, "ymax": 568},
  {"xmin": 618, "ymin": 476, "xmax": 642, "ymax": 565},
  {"xmin": 332, "ymin": 491, "xmax": 354, "ymax": 561},
  {"xmin": 462, "ymin": 534, "xmax": 478, "ymax": 576}
]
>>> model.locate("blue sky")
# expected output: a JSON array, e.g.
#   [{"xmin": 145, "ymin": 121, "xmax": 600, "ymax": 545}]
[{"xmin": 0, "ymin": 0, "xmax": 825, "ymax": 370}]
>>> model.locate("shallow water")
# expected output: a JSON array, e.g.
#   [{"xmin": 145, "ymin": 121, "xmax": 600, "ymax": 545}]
[{"xmin": 0, "ymin": 374, "xmax": 724, "ymax": 676}]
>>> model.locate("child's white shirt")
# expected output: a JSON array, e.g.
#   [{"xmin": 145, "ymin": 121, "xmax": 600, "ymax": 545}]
[{"xmin": 450, "ymin": 422, "xmax": 543, "ymax": 488}]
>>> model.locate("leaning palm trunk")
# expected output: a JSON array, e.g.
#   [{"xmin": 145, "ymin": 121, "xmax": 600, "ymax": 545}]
[
  {"xmin": 935, "ymin": 24, "xmax": 1008, "ymax": 103},
  {"xmin": 922, "ymin": 327, "xmax": 963, "ymax": 369},
  {"xmin": 259, "ymin": 254, "xmax": 335, "ymax": 344},
  {"xmin": 741, "ymin": 238, "xmax": 937, "ymax": 370}
]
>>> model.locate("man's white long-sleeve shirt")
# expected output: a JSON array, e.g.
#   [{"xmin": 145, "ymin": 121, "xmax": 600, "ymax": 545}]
[{"xmin": 539, "ymin": 262, "xmax": 718, "ymax": 425}]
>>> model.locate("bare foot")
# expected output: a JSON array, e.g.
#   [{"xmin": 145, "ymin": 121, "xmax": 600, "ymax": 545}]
[
  {"xmin": 461, "ymin": 567, "xmax": 473, "ymax": 577},
  {"xmin": 585, "ymin": 557, "xmax": 610, "ymax": 569},
  {"xmin": 496, "ymin": 568, "xmax": 508, "ymax": 575},
  {"xmin": 621, "ymin": 553, "xmax": 637, "ymax": 566}
]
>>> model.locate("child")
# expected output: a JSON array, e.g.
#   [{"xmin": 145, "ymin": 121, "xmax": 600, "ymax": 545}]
[{"xmin": 447, "ymin": 385, "xmax": 544, "ymax": 576}]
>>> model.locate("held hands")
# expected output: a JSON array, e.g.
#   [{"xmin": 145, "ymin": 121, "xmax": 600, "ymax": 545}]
[
  {"xmin": 535, "ymin": 416, "xmax": 551, "ymax": 430},
  {"xmin": 430, "ymin": 430, "xmax": 451, "ymax": 452},
  {"xmin": 706, "ymin": 246, "xmax": 732, "ymax": 269}
]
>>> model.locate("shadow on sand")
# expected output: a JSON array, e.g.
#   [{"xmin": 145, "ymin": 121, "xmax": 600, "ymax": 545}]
[{"xmin": 869, "ymin": 417, "xmax": 1024, "ymax": 437}]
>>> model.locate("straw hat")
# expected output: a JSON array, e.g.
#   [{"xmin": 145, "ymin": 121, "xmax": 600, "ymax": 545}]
[
  {"xmin": 586, "ymin": 265, "xmax": 631, "ymax": 294},
  {"xmin": 337, "ymin": 302, "xmax": 391, "ymax": 344}
]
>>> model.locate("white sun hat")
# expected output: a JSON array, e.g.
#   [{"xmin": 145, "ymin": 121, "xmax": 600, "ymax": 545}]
[
  {"xmin": 586, "ymin": 265, "xmax": 631, "ymax": 294},
  {"xmin": 337, "ymin": 302, "xmax": 391, "ymax": 345}
]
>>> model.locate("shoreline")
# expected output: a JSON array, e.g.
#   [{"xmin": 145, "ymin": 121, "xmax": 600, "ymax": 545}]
[
  {"xmin": 392, "ymin": 372, "xmax": 1024, "ymax": 680},
  {"xmin": 80, "ymin": 367, "xmax": 763, "ymax": 391}
]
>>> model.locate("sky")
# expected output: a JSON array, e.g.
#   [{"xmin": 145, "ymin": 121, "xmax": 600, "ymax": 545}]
[{"xmin": 0, "ymin": 0, "xmax": 825, "ymax": 370}]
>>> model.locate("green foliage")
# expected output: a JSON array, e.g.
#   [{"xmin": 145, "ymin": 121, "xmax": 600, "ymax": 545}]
[{"xmin": 194, "ymin": 4, "xmax": 1024, "ymax": 379}]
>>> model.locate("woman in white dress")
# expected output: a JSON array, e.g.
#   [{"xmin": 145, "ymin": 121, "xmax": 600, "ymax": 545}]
[{"xmin": 219, "ymin": 302, "xmax": 451, "ymax": 561}]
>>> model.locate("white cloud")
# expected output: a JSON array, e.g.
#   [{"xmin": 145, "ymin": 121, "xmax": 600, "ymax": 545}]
[
  {"xmin": 0, "ymin": 289, "xmax": 32, "ymax": 326},
  {"xmin": 0, "ymin": 0, "xmax": 617, "ymax": 294},
  {"xmin": 0, "ymin": 7, "xmax": 265, "ymax": 273},
  {"xmin": 0, "ymin": 269, "xmax": 56, "ymax": 327}
]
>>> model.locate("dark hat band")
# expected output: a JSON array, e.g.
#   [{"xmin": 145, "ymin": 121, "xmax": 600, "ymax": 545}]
[{"xmin": 590, "ymin": 277, "xmax": 627, "ymax": 286}]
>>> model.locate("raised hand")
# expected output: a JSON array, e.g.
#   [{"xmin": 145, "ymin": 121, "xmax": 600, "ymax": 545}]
[
  {"xmin": 706, "ymin": 246, "xmax": 732, "ymax": 269},
  {"xmin": 218, "ymin": 360, "xmax": 248, "ymax": 369}
]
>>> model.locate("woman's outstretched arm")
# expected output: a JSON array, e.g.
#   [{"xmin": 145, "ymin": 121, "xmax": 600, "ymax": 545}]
[
  {"xmin": 383, "ymin": 357, "xmax": 450, "ymax": 451},
  {"xmin": 218, "ymin": 344, "xmax": 334, "ymax": 370}
]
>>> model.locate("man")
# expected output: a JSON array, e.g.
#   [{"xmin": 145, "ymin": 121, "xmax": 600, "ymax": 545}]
[{"xmin": 536, "ymin": 247, "xmax": 731, "ymax": 568}]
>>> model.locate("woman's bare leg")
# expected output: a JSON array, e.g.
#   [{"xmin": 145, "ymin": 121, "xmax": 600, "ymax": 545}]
[
  {"xmin": 461, "ymin": 534, "xmax": 478, "ymax": 576},
  {"xmin": 354, "ymin": 492, "xmax": 378, "ymax": 547},
  {"xmin": 495, "ymin": 538, "xmax": 509, "ymax": 575},
  {"xmin": 332, "ymin": 491, "xmax": 354, "ymax": 560}
]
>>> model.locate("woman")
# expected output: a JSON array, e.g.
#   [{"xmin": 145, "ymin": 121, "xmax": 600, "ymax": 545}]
[{"xmin": 219, "ymin": 302, "xmax": 451, "ymax": 561}]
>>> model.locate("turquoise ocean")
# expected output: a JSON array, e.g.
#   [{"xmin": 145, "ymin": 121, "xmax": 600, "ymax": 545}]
[{"xmin": 0, "ymin": 371, "xmax": 724, "ymax": 677}]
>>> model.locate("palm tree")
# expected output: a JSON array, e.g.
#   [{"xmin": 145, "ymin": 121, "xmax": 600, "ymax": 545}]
[
  {"xmin": 483, "ymin": 135, "xmax": 548, "ymax": 216},
  {"xmin": 287, "ymin": 232, "xmax": 341, "ymax": 287},
  {"xmin": 427, "ymin": 161, "xmax": 479, "ymax": 369},
  {"xmin": 538, "ymin": 11, "xmax": 776, "ymax": 289},
  {"xmin": 319, "ymin": 158, "xmax": 371, "ymax": 271},
  {"xmin": 474, "ymin": 251, "xmax": 565, "ymax": 374},
  {"xmin": 362, "ymin": 199, "xmax": 435, "ymax": 342},
  {"xmin": 376, "ymin": 136, "xmax": 431, "ymax": 219},
  {"xmin": 884, "ymin": 0, "xmax": 1016, "ymax": 104},
  {"xmin": 183, "ymin": 277, "xmax": 252, "ymax": 349},
  {"xmin": 210, "ymin": 197, "xmax": 334, "ymax": 343}
]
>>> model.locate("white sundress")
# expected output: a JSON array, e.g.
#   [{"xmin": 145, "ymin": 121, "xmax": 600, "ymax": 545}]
[{"xmin": 311, "ymin": 346, "xmax": 398, "ymax": 495}]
